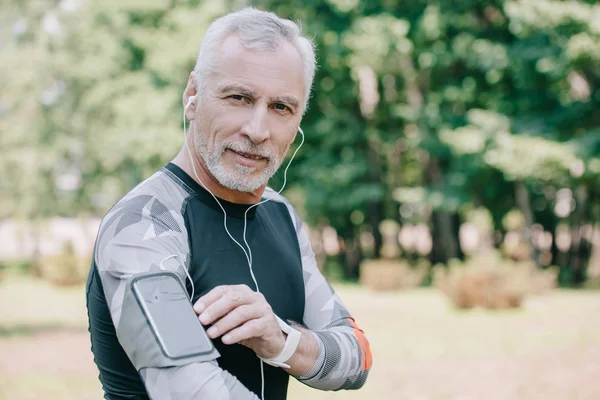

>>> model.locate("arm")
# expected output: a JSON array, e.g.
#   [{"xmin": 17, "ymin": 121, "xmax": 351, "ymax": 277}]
[
  {"xmin": 244, "ymin": 189, "xmax": 371, "ymax": 389},
  {"xmin": 187, "ymin": 189, "xmax": 371, "ymax": 390},
  {"xmin": 95, "ymin": 195, "xmax": 259, "ymax": 399},
  {"xmin": 290, "ymin": 217, "xmax": 372, "ymax": 390}
]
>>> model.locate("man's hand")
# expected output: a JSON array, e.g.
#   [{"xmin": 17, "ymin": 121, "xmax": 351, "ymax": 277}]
[{"xmin": 193, "ymin": 285, "xmax": 286, "ymax": 359}]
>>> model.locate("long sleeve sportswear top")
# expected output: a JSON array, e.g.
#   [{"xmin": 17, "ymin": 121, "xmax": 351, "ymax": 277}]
[{"xmin": 87, "ymin": 162, "xmax": 372, "ymax": 400}]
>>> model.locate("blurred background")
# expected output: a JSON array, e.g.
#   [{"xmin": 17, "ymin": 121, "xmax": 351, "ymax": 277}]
[{"xmin": 1, "ymin": 0, "xmax": 600, "ymax": 399}]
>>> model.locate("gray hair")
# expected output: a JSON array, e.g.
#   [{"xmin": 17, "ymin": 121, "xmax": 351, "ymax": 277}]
[{"xmin": 193, "ymin": 7, "xmax": 316, "ymax": 111}]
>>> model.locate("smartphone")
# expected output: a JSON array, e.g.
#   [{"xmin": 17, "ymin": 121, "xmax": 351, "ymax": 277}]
[{"xmin": 131, "ymin": 272, "xmax": 215, "ymax": 360}]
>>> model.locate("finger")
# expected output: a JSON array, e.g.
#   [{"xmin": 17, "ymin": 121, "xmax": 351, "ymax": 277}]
[
  {"xmin": 199, "ymin": 286, "xmax": 255, "ymax": 325},
  {"xmin": 193, "ymin": 284, "xmax": 252, "ymax": 314},
  {"xmin": 206, "ymin": 304, "xmax": 262, "ymax": 339},
  {"xmin": 193, "ymin": 285, "xmax": 228, "ymax": 314},
  {"xmin": 221, "ymin": 318, "xmax": 267, "ymax": 345}
]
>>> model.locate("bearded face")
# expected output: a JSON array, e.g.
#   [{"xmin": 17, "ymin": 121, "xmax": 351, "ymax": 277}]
[
  {"xmin": 193, "ymin": 125, "xmax": 286, "ymax": 192},
  {"xmin": 188, "ymin": 34, "xmax": 305, "ymax": 193}
]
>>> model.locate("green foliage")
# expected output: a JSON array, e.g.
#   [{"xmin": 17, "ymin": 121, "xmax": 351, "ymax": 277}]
[
  {"xmin": 1, "ymin": 0, "xmax": 228, "ymax": 218},
  {"xmin": 2, "ymin": 0, "xmax": 599, "ymax": 283}
]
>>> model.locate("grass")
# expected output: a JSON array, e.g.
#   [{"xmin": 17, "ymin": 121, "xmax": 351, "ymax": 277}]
[
  {"xmin": 0, "ymin": 275, "xmax": 87, "ymax": 336},
  {"xmin": 0, "ymin": 275, "xmax": 599, "ymax": 399}
]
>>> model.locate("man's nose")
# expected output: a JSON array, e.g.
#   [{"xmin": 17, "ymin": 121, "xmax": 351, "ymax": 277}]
[{"xmin": 241, "ymin": 104, "xmax": 270, "ymax": 144}]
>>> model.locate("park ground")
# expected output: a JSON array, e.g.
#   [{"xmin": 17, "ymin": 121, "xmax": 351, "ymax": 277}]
[{"xmin": 0, "ymin": 276, "xmax": 599, "ymax": 400}]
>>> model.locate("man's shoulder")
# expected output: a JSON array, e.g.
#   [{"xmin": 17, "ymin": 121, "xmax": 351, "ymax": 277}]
[
  {"xmin": 109, "ymin": 168, "xmax": 194, "ymax": 217},
  {"xmin": 96, "ymin": 168, "xmax": 195, "ymax": 240},
  {"xmin": 262, "ymin": 187, "xmax": 289, "ymax": 204},
  {"xmin": 262, "ymin": 187, "xmax": 301, "ymax": 230}
]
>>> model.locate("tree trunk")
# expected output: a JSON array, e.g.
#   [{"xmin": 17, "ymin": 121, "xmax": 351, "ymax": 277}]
[
  {"xmin": 430, "ymin": 210, "xmax": 461, "ymax": 264},
  {"xmin": 515, "ymin": 181, "xmax": 540, "ymax": 266},
  {"xmin": 587, "ymin": 224, "xmax": 600, "ymax": 283},
  {"xmin": 544, "ymin": 213, "xmax": 561, "ymax": 268},
  {"xmin": 338, "ymin": 222, "xmax": 362, "ymax": 280},
  {"xmin": 367, "ymin": 202, "xmax": 383, "ymax": 259},
  {"xmin": 366, "ymin": 131, "xmax": 385, "ymax": 259},
  {"xmin": 452, "ymin": 212, "xmax": 465, "ymax": 260},
  {"xmin": 569, "ymin": 186, "xmax": 590, "ymax": 285},
  {"xmin": 425, "ymin": 157, "xmax": 461, "ymax": 264}
]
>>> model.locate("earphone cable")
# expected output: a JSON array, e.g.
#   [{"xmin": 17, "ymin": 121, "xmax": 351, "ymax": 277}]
[{"xmin": 183, "ymin": 99, "xmax": 304, "ymax": 400}]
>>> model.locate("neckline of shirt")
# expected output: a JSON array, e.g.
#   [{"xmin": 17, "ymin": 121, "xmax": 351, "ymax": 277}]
[{"xmin": 164, "ymin": 162, "xmax": 259, "ymax": 220}]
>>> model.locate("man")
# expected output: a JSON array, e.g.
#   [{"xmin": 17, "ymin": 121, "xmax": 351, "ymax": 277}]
[{"xmin": 87, "ymin": 7, "xmax": 372, "ymax": 399}]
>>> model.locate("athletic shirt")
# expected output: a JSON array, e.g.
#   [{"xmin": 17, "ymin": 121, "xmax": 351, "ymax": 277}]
[{"xmin": 87, "ymin": 163, "xmax": 305, "ymax": 399}]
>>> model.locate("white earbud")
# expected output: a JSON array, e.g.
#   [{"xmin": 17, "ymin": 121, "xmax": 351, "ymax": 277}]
[{"xmin": 185, "ymin": 95, "xmax": 196, "ymax": 110}]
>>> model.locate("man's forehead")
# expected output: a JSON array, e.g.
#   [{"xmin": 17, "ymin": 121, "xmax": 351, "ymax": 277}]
[{"xmin": 209, "ymin": 35, "xmax": 305, "ymax": 104}]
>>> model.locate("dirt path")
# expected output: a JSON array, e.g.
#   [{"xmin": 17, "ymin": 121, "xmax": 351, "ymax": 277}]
[
  {"xmin": 0, "ymin": 329, "xmax": 96, "ymax": 376},
  {"xmin": 1, "ymin": 329, "xmax": 599, "ymax": 399},
  {"xmin": 387, "ymin": 344, "xmax": 600, "ymax": 400}
]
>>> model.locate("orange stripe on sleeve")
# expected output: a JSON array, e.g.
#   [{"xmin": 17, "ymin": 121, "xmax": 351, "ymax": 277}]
[{"xmin": 347, "ymin": 318, "xmax": 372, "ymax": 370}]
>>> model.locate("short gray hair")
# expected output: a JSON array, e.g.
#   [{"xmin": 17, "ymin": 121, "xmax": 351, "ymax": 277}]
[{"xmin": 193, "ymin": 7, "xmax": 316, "ymax": 111}]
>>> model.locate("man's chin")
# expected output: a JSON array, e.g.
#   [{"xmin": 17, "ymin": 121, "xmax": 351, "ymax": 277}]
[
  {"xmin": 205, "ymin": 158, "xmax": 277, "ymax": 192},
  {"xmin": 215, "ymin": 171, "xmax": 268, "ymax": 193},
  {"xmin": 223, "ymin": 181, "xmax": 266, "ymax": 193}
]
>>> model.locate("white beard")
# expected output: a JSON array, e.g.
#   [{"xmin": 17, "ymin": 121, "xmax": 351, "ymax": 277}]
[{"xmin": 193, "ymin": 125, "xmax": 285, "ymax": 193}]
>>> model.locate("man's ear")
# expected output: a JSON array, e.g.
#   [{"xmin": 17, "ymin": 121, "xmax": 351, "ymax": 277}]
[{"xmin": 183, "ymin": 72, "xmax": 198, "ymax": 120}]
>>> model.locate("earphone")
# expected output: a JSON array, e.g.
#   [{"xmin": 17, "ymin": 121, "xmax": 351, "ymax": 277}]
[
  {"xmin": 182, "ymin": 92, "xmax": 304, "ymax": 400},
  {"xmin": 186, "ymin": 95, "xmax": 196, "ymax": 109}
]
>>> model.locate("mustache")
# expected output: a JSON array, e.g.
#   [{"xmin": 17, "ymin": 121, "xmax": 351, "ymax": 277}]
[{"xmin": 223, "ymin": 141, "xmax": 276, "ymax": 160}]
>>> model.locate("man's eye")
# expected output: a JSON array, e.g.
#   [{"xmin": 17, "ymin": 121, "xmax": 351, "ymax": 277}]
[
  {"xmin": 273, "ymin": 103, "xmax": 289, "ymax": 112},
  {"xmin": 230, "ymin": 95, "xmax": 246, "ymax": 102}
]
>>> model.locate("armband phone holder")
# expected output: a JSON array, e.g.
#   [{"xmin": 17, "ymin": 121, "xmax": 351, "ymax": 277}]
[{"xmin": 131, "ymin": 272, "xmax": 216, "ymax": 360}]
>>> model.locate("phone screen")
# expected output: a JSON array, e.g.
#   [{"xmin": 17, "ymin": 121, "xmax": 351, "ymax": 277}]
[{"xmin": 132, "ymin": 273, "xmax": 215, "ymax": 359}]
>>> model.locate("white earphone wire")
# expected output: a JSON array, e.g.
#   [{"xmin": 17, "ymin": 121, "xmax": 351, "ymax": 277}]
[
  {"xmin": 242, "ymin": 127, "xmax": 304, "ymax": 275},
  {"xmin": 183, "ymin": 97, "xmax": 304, "ymax": 400},
  {"xmin": 159, "ymin": 254, "xmax": 195, "ymax": 301}
]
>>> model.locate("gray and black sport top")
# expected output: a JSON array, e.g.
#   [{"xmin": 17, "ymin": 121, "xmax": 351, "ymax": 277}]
[{"xmin": 86, "ymin": 162, "xmax": 371, "ymax": 399}]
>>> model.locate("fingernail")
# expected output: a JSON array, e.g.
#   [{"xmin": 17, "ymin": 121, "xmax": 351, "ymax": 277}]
[
  {"xmin": 194, "ymin": 302, "xmax": 205, "ymax": 313},
  {"xmin": 222, "ymin": 334, "xmax": 232, "ymax": 344},
  {"xmin": 207, "ymin": 326, "xmax": 218, "ymax": 338},
  {"xmin": 199, "ymin": 313, "xmax": 211, "ymax": 324}
]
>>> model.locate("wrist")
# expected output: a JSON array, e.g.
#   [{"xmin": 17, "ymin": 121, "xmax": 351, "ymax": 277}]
[{"xmin": 259, "ymin": 317, "xmax": 301, "ymax": 369}]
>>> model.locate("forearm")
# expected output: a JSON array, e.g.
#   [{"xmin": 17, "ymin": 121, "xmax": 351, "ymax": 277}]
[
  {"xmin": 141, "ymin": 361, "xmax": 260, "ymax": 400},
  {"xmin": 283, "ymin": 203, "xmax": 372, "ymax": 390},
  {"xmin": 283, "ymin": 325, "xmax": 319, "ymax": 376},
  {"xmin": 293, "ymin": 319, "xmax": 372, "ymax": 391}
]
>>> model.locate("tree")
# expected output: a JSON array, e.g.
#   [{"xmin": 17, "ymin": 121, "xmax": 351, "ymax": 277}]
[{"xmin": 3, "ymin": 0, "xmax": 598, "ymax": 285}]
